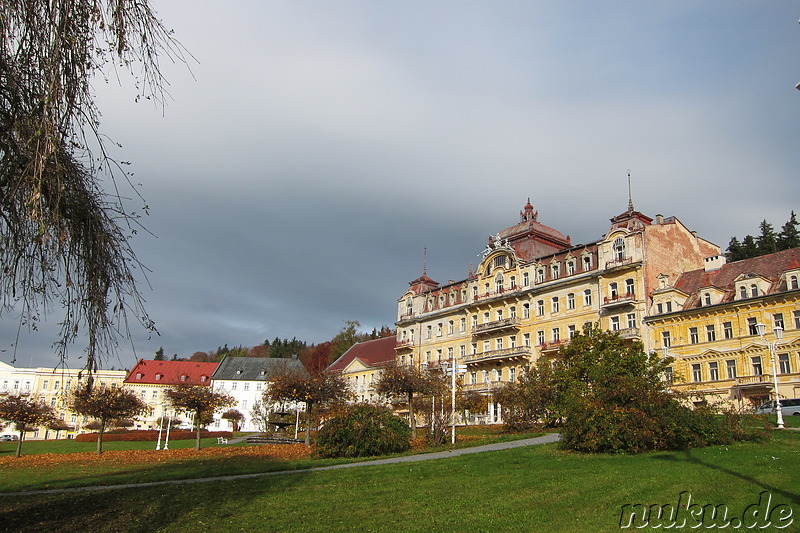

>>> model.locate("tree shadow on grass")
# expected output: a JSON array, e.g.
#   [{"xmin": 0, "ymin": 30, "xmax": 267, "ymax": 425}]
[
  {"xmin": 651, "ymin": 448, "xmax": 800, "ymax": 505},
  {"xmin": 0, "ymin": 467, "xmax": 310, "ymax": 533}
]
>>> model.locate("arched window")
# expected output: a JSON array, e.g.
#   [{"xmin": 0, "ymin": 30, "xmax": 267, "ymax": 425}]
[
  {"xmin": 791, "ymin": 275, "xmax": 798, "ymax": 290},
  {"xmin": 739, "ymin": 286, "xmax": 747, "ymax": 299},
  {"xmin": 613, "ymin": 237, "xmax": 625, "ymax": 261},
  {"xmin": 750, "ymin": 284, "xmax": 758, "ymax": 297}
]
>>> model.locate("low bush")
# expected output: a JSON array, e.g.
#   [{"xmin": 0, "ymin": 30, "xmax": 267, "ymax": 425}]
[
  {"xmin": 315, "ymin": 404, "xmax": 410, "ymax": 458},
  {"xmin": 75, "ymin": 430, "xmax": 232, "ymax": 442}
]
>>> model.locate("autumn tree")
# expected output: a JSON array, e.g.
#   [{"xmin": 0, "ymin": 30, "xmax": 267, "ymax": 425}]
[
  {"xmin": 0, "ymin": 394, "xmax": 57, "ymax": 457},
  {"xmin": 267, "ymin": 367, "xmax": 350, "ymax": 446},
  {"xmin": 0, "ymin": 1, "xmax": 187, "ymax": 378},
  {"xmin": 69, "ymin": 385, "xmax": 148, "ymax": 454},
  {"xmin": 166, "ymin": 384, "xmax": 235, "ymax": 450},
  {"xmin": 221, "ymin": 409, "xmax": 244, "ymax": 431},
  {"xmin": 375, "ymin": 364, "xmax": 436, "ymax": 440}
]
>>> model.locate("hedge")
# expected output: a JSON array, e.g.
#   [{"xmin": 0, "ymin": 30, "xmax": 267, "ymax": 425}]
[{"xmin": 75, "ymin": 430, "xmax": 233, "ymax": 442}]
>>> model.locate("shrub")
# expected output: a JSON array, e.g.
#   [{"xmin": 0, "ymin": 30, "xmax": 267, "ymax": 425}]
[
  {"xmin": 75, "ymin": 430, "xmax": 232, "ymax": 442},
  {"xmin": 315, "ymin": 404, "xmax": 410, "ymax": 458}
]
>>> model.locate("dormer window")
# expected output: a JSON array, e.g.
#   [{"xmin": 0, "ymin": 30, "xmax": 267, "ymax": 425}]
[
  {"xmin": 180, "ymin": 375, "xmax": 187, "ymax": 382},
  {"xmin": 236, "ymin": 369, "xmax": 242, "ymax": 374},
  {"xmin": 583, "ymin": 255, "xmax": 592, "ymax": 271},
  {"xmin": 155, "ymin": 374, "xmax": 162, "ymax": 381},
  {"xmin": 551, "ymin": 263, "xmax": 560, "ymax": 279},
  {"xmin": 739, "ymin": 286, "xmax": 747, "ymax": 299},
  {"xmin": 790, "ymin": 275, "xmax": 798, "ymax": 290},
  {"xmin": 136, "ymin": 373, "xmax": 142, "ymax": 380},
  {"xmin": 566, "ymin": 261, "xmax": 575, "ymax": 276},
  {"xmin": 201, "ymin": 376, "xmax": 207, "ymax": 383},
  {"xmin": 750, "ymin": 284, "xmax": 758, "ymax": 297},
  {"xmin": 260, "ymin": 370, "xmax": 266, "ymax": 376},
  {"xmin": 703, "ymin": 293, "xmax": 711, "ymax": 306}
]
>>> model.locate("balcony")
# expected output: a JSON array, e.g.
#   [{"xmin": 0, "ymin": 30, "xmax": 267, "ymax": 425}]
[
  {"xmin": 539, "ymin": 339, "xmax": 569, "ymax": 354},
  {"xmin": 472, "ymin": 317, "xmax": 521, "ymax": 336},
  {"xmin": 605, "ymin": 257, "xmax": 634, "ymax": 270},
  {"xmin": 734, "ymin": 375, "xmax": 773, "ymax": 390},
  {"xmin": 473, "ymin": 285, "xmax": 522, "ymax": 303},
  {"xmin": 464, "ymin": 346, "xmax": 533, "ymax": 365},
  {"xmin": 395, "ymin": 339, "xmax": 415, "ymax": 352},
  {"xmin": 602, "ymin": 292, "xmax": 636, "ymax": 309},
  {"xmin": 616, "ymin": 327, "xmax": 641, "ymax": 340}
]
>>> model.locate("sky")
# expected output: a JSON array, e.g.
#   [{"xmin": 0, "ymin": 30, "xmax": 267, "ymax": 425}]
[{"xmin": 2, "ymin": 1, "xmax": 799, "ymax": 370}]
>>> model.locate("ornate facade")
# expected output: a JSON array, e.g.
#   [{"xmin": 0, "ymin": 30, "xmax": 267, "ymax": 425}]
[{"xmin": 396, "ymin": 199, "xmax": 719, "ymax": 419}]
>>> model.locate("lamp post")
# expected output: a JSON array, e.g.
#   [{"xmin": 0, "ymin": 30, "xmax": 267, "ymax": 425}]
[{"xmin": 756, "ymin": 323, "xmax": 785, "ymax": 429}]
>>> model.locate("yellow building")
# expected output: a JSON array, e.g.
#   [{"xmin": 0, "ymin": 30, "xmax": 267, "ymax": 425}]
[
  {"xmin": 645, "ymin": 248, "xmax": 800, "ymax": 408},
  {"xmin": 327, "ymin": 336, "xmax": 396, "ymax": 404},
  {"xmin": 396, "ymin": 199, "xmax": 719, "ymax": 421},
  {"xmin": 0, "ymin": 363, "xmax": 127, "ymax": 440}
]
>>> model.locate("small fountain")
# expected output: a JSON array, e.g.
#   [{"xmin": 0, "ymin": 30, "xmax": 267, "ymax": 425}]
[{"xmin": 247, "ymin": 410, "xmax": 302, "ymax": 445}]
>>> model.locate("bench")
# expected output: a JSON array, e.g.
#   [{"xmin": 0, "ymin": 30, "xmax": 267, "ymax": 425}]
[{"xmin": 217, "ymin": 437, "xmax": 228, "ymax": 444}]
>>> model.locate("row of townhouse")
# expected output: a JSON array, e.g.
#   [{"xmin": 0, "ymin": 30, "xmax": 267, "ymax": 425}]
[
  {"xmin": 334, "ymin": 198, "xmax": 798, "ymax": 422},
  {"xmin": 0, "ymin": 355, "xmax": 308, "ymax": 439}
]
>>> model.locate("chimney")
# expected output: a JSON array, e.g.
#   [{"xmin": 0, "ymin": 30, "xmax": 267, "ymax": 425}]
[
  {"xmin": 704, "ymin": 255, "xmax": 726, "ymax": 272},
  {"xmin": 655, "ymin": 214, "xmax": 664, "ymax": 224}
]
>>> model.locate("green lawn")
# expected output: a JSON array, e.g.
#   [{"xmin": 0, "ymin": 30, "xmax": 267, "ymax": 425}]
[{"xmin": 0, "ymin": 429, "xmax": 797, "ymax": 532}]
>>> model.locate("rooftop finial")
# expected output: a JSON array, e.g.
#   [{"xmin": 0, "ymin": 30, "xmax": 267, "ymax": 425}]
[
  {"xmin": 423, "ymin": 246, "xmax": 427, "ymax": 276},
  {"xmin": 627, "ymin": 170, "xmax": 634, "ymax": 212}
]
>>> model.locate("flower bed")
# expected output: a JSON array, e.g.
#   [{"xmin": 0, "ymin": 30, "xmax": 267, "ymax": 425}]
[
  {"xmin": 0, "ymin": 442, "xmax": 312, "ymax": 469},
  {"xmin": 74, "ymin": 430, "xmax": 233, "ymax": 442}
]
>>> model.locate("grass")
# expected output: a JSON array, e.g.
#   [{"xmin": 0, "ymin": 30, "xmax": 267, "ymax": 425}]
[{"xmin": 0, "ymin": 426, "xmax": 797, "ymax": 532}]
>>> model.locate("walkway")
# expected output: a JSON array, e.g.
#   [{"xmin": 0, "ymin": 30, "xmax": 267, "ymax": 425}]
[{"xmin": 1, "ymin": 433, "xmax": 560, "ymax": 497}]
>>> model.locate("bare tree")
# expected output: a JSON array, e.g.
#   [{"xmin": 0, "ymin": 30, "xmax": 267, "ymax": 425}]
[
  {"xmin": 375, "ymin": 364, "xmax": 436, "ymax": 440},
  {"xmin": 0, "ymin": 1, "xmax": 189, "ymax": 379}
]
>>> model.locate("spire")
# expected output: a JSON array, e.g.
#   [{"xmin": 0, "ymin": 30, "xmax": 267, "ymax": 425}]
[
  {"xmin": 627, "ymin": 170, "xmax": 634, "ymax": 212},
  {"xmin": 520, "ymin": 197, "xmax": 538, "ymax": 222},
  {"xmin": 423, "ymin": 246, "xmax": 427, "ymax": 276}
]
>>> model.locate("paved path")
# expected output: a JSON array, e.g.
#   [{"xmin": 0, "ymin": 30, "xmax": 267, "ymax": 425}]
[{"xmin": 0, "ymin": 433, "xmax": 560, "ymax": 497}]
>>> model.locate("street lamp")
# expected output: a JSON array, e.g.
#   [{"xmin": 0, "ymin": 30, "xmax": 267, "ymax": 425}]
[{"xmin": 755, "ymin": 323, "xmax": 785, "ymax": 429}]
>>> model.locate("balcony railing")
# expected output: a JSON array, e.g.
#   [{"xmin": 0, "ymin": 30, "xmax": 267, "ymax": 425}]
[
  {"xmin": 395, "ymin": 339, "xmax": 415, "ymax": 351},
  {"xmin": 616, "ymin": 327, "xmax": 641, "ymax": 339},
  {"xmin": 464, "ymin": 346, "xmax": 532, "ymax": 365},
  {"xmin": 472, "ymin": 317, "xmax": 521, "ymax": 336},
  {"xmin": 605, "ymin": 257, "xmax": 634, "ymax": 269},
  {"xmin": 539, "ymin": 339, "xmax": 569, "ymax": 353},
  {"xmin": 734, "ymin": 375, "xmax": 772, "ymax": 387},
  {"xmin": 602, "ymin": 292, "xmax": 636, "ymax": 308}
]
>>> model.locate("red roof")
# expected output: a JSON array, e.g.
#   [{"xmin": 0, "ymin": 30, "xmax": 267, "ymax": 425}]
[
  {"xmin": 673, "ymin": 248, "xmax": 800, "ymax": 309},
  {"xmin": 124, "ymin": 359, "xmax": 218, "ymax": 386},
  {"xmin": 327, "ymin": 336, "xmax": 397, "ymax": 374}
]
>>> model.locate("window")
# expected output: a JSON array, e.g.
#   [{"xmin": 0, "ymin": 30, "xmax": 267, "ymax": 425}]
[
  {"xmin": 692, "ymin": 364, "xmax": 702, "ymax": 382},
  {"xmin": 795, "ymin": 310, "xmax": 800, "ymax": 329},
  {"xmin": 723, "ymin": 322, "xmax": 733, "ymax": 339},
  {"xmin": 43, "ymin": 380, "xmax": 49, "ymax": 390},
  {"xmin": 656, "ymin": 303, "xmax": 663, "ymax": 314},
  {"xmin": 751, "ymin": 284, "xmax": 758, "ymax": 297},
  {"xmin": 583, "ymin": 255, "xmax": 592, "ymax": 271},
  {"xmin": 53, "ymin": 381, "xmax": 59, "ymax": 390},
  {"xmin": 256, "ymin": 383, "xmax": 262, "ymax": 392},
  {"xmin": 494, "ymin": 369, "xmax": 502, "ymax": 382},
  {"xmin": 523, "ymin": 272, "xmax": 529, "ymax": 287},
  {"xmin": 155, "ymin": 374, "xmax": 162, "ymax": 381},
  {"xmin": 244, "ymin": 382, "xmax": 250, "ymax": 391},
  {"xmin": 496, "ymin": 309, "xmax": 503, "ymax": 321},
  {"xmin": 522, "ymin": 303, "xmax": 530, "ymax": 319},
  {"xmin": 536, "ymin": 269, "xmax": 545, "ymax": 283},
  {"xmin": 726, "ymin": 360, "xmax": 737, "ymax": 379},
  {"xmin": 136, "ymin": 373, "xmax": 142, "ymax": 380},
  {"xmin": 231, "ymin": 382, "xmax": 237, "ymax": 390},
  {"xmin": 610, "ymin": 316, "xmax": 620, "ymax": 331},
  {"xmin": 662, "ymin": 331, "xmax": 671, "ymax": 348},
  {"xmin": 664, "ymin": 367, "xmax": 674, "ymax": 384},
  {"xmin": 510, "ymin": 335, "xmax": 517, "ymax": 348},
  {"xmin": 510, "ymin": 276, "xmax": 517, "ymax": 289},
  {"xmin": 567, "ymin": 293, "xmax": 575, "ymax": 310},
  {"xmin": 740, "ymin": 286, "xmax": 748, "ymax": 299},
  {"xmin": 551, "ymin": 263, "xmax": 560, "ymax": 279},
  {"xmin": 50, "ymin": 397, "xmax": 57, "ymax": 407},
  {"xmin": 752, "ymin": 356, "xmax": 763, "ymax": 376},
  {"xmin": 523, "ymin": 333, "xmax": 530, "ymax": 347},
  {"xmin": 774, "ymin": 313, "xmax": 784, "ymax": 330},
  {"xmin": 748, "ymin": 318, "xmax": 758, "ymax": 336},
  {"xmin": 627, "ymin": 313, "xmax": 636, "ymax": 329},
  {"xmin": 473, "ymin": 286, "xmax": 478, "ymax": 299},
  {"xmin": 510, "ymin": 306, "xmax": 517, "ymax": 318},
  {"xmin": 471, "ymin": 372, "xmax": 477, "ymax": 385},
  {"xmin": 537, "ymin": 300, "xmax": 544, "ymax": 316},
  {"xmin": 152, "ymin": 390, "xmax": 158, "ymax": 399},
  {"xmin": 567, "ymin": 261, "xmax": 575, "ymax": 276},
  {"xmin": 448, "ymin": 347, "xmax": 454, "ymax": 359},
  {"xmin": 448, "ymin": 320, "xmax": 454, "ymax": 335},
  {"xmin": 483, "ymin": 340, "xmax": 490, "ymax": 352},
  {"xmin": 610, "ymin": 282, "xmax": 618, "ymax": 299},
  {"xmin": 704, "ymin": 293, "xmax": 711, "ymax": 306},
  {"xmin": 665, "ymin": 301, "xmax": 673, "ymax": 312},
  {"xmin": 426, "ymin": 325, "xmax": 432, "ymax": 339},
  {"xmin": 625, "ymin": 279, "xmax": 635, "ymax": 297},
  {"xmin": 180, "ymin": 375, "xmax": 187, "ymax": 382},
  {"xmin": 708, "ymin": 362, "xmax": 719, "ymax": 381},
  {"xmin": 495, "ymin": 338, "xmax": 503, "ymax": 350},
  {"xmin": 482, "ymin": 370, "xmax": 489, "ymax": 383},
  {"xmin": 460, "ymin": 318, "xmax": 466, "ymax": 332},
  {"xmin": 551, "ymin": 297, "xmax": 559, "ymax": 313},
  {"xmin": 460, "ymin": 345, "xmax": 466, "ymax": 357},
  {"xmin": 689, "ymin": 327, "xmax": 699, "ymax": 344},
  {"xmin": 552, "ymin": 328, "xmax": 560, "ymax": 342},
  {"xmin": 706, "ymin": 324, "xmax": 716, "ymax": 342},
  {"xmin": 791, "ymin": 275, "xmax": 799, "ymax": 290},
  {"xmin": 568, "ymin": 325, "xmax": 576, "ymax": 339},
  {"xmin": 406, "ymin": 299, "xmax": 413, "ymax": 315},
  {"xmin": 510, "ymin": 367, "xmax": 516, "ymax": 382},
  {"xmin": 583, "ymin": 289, "xmax": 592, "ymax": 306},
  {"xmin": 779, "ymin": 354, "xmax": 791, "ymax": 374},
  {"xmin": 495, "ymin": 275, "xmax": 504, "ymax": 293},
  {"xmin": 472, "ymin": 315, "xmax": 478, "ymax": 328},
  {"xmin": 437, "ymin": 323, "xmax": 443, "ymax": 337},
  {"xmin": 537, "ymin": 330, "xmax": 545, "ymax": 345},
  {"xmin": 483, "ymin": 312, "xmax": 490, "ymax": 324},
  {"xmin": 613, "ymin": 237, "xmax": 625, "ymax": 261}
]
